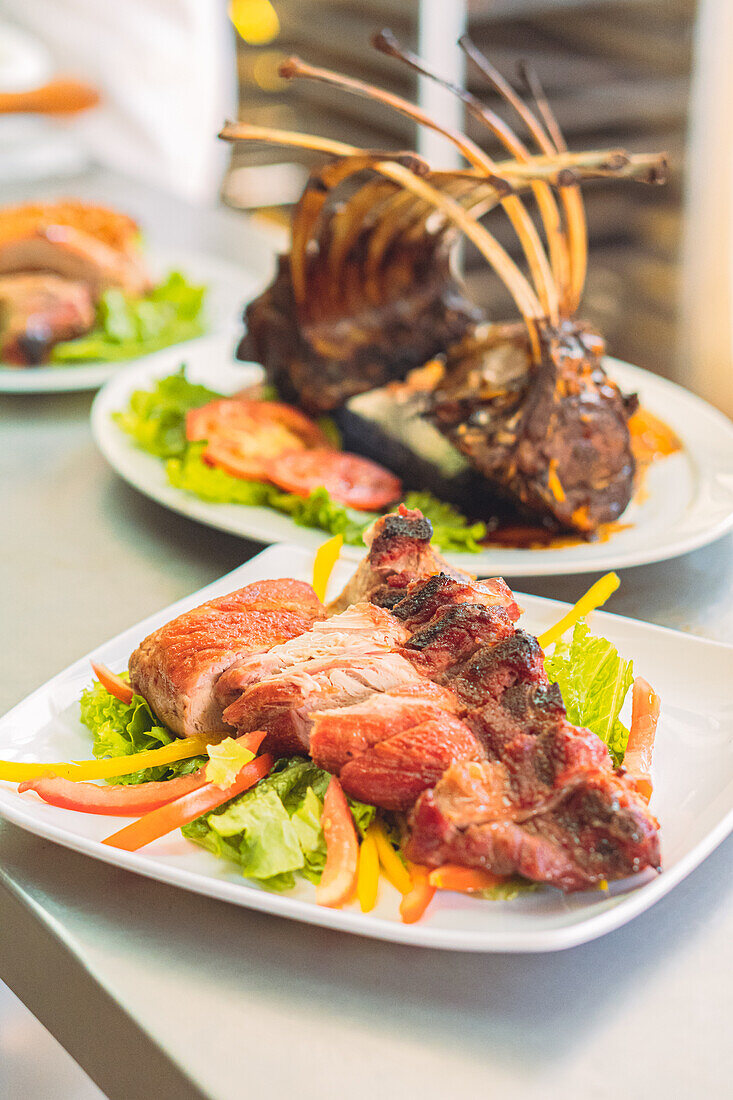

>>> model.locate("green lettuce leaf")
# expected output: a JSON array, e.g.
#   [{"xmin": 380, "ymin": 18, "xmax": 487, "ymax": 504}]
[
  {"xmin": 544, "ymin": 619, "xmax": 633, "ymax": 765},
  {"xmin": 115, "ymin": 371, "xmax": 223, "ymax": 458},
  {"xmin": 51, "ymin": 272, "xmax": 207, "ymax": 364},
  {"xmin": 78, "ymin": 679, "xmax": 205, "ymax": 784},
  {"xmin": 182, "ymin": 757, "xmax": 376, "ymax": 890},
  {"xmin": 477, "ymin": 877, "xmax": 540, "ymax": 901}
]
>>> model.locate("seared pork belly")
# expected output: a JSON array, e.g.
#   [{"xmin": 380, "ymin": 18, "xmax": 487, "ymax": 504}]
[
  {"xmin": 128, "ymin": 579, "xmax": 324, "ymax": 738},
  {"xmin": 215, "ymin": 603, "xmax": 408, "ymax": 711}
]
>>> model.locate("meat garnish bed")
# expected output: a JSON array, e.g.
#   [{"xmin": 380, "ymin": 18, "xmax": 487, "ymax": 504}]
[{"xmin": 128, "ymin": 506, "xmax": 660, "ymax": 893}]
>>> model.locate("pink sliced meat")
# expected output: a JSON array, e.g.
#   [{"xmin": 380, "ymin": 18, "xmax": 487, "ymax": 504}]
[
  {"xmin": 223, "ymin": 652, "xmax": 426, "ymax": 755},
  {"xmin": 215, "ymin": 602, "xmax": 408, "ymax": 711}
]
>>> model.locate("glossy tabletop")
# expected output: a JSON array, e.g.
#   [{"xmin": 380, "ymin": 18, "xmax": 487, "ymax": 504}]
[{"xmin": 1, "ymin": 172, "xmax": 731, "ymax": 1100}]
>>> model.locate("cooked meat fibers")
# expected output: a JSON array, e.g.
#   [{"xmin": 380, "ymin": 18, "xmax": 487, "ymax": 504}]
[
  {"xmin": 128, "ymin": 579, "xmax": 325, "ymax": 739},
  {"xmin": 0, "ymin": 273, "xmax": 95, "ymax": 365},
  {"xmin": 215, "ymin": 603, "xmax": 408, "ymax": 712},
  {"xmin": 223, "ymin": 652, "xmax": 425, "ymax": 756}
]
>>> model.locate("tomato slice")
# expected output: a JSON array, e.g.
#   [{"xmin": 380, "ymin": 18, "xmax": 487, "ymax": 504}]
[
  {"xmin": 267, "ymin": 450, "xmax": 402, "ymax": 511},
  {"xmin": 316, "ymin": 776, "xmax": 359, "ymax": 907},
  {"xmin": 187, "ymin": 399, "xmax": 331, "ymax": 482},
  {"xmin": 102, "ymin": 751, "xmax": 274, "ymax": 852},
  {"xmin": 91, "ymin": 661, "xmax": 133, "ymax": 704}
]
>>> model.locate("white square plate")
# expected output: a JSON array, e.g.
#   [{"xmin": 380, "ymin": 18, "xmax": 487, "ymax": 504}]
[{"xmin": 0, "ymin": 545, "xmax": 731, "ymax": 952}]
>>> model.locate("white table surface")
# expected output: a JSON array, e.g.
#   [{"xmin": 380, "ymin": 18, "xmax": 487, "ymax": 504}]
[{"xmin": 1, "ymin": 172, "xmax": 732, "ymax": 1100}]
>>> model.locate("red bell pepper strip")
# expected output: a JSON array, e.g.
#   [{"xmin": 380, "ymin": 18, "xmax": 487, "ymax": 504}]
[
  {"xmin": 90, "ymin": 662, "xmax": 133, "ymax": 704},
  {"xmin": 17, "ymin": 731, "xmax": 266, "ymax": 816},
  {"xmin": 315, "ymin": 776, "xmax": 359, "ymax": 908},
  {"xmin": 102, "ymin": 752, "xmax": 273, "ymax": 852},
  {"xmin": 18, "ymin": 771, "xmax": 206, "ymax": 815}
]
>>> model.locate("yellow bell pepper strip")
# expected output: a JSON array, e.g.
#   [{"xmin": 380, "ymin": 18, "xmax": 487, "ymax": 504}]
[
  {"xmin": 90, "ymin": 661, "xmax": 133, "ymax": 704},
  {"xmin": 312, "ymin": 534, "xmax": 343, "ymax": 603},
  {"xmin": 0, "ymin": 735, "xmax": 211, "ymax": 785},
  {"xmin": 372, "ymin": 820, "xmax": 412, "ymax": 895},
  {"xmin": 16, "ymin": 734, "xmax": 264, "ymax": 815},
  {"xmin": 316, "ymin": 776, "xmax": 359, "ymax": 908},
  {"xmin": 399, "ymin": 863, "xmax": 436, "ymax": 924},
  {"xmin": 537, "ymin": 571, "xmax": 620, "ymax": 650},
  {"xmin": 356, "ymin": 825, "xmax": 380, "ymax": 912}
]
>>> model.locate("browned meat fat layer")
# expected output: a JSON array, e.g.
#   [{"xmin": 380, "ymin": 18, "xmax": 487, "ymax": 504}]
[{"xmin": 128, "ymin": 579, "xmax": 325, "ymax": 739}]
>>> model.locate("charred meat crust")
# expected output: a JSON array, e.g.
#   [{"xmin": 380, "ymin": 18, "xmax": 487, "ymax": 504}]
[{"xmin": 429, "ymin": 322, "xmax": 637, "ymax": 534}]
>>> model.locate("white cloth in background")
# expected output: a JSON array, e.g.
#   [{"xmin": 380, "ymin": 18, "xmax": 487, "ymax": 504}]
[
  {"xmin": 679, "ymin": 0, "xmax": 733, "ymax": 419},
  {"xmin": 3, "ymin": 0, "xmax": 237, "ymax": 204}
]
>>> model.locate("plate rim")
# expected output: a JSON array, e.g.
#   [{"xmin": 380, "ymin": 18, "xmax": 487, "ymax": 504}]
[
  {"xmin": 89, "ymin": 349, "xmax": 733, "ymax": 576},
  {"xmin": 0, "ymin": 543, "xmax": 731, "ymax": 953}
]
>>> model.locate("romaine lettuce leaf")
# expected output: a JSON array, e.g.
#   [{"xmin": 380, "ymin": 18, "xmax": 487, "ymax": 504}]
[
  {"xmin": 51, "ymin": 272, "xmax": 207, "ymax": 364},
  {"xmin": 182, "ymin": 757, "xmax": 375, "ymax": 890},
  {"xmin": 79, "ymin": 679, "xmax": 205, "ymax": 784},
  {"xmin": 544, "ymin": 619, "xmax": 633, "ymax": 765}
]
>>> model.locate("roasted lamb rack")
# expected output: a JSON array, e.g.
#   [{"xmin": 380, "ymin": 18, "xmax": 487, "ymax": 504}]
[
  {"xmin": 128, "ymin": 506, "xmax": 660, "ymax": 892},
  {"xmin": 221, "ymin": 34, "xmax": 666, "ymax": 536}
]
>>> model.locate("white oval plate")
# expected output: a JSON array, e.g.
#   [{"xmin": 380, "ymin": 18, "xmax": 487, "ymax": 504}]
[
  {"xmin": 0, "ymin": 544, "xmax": 730, "ymax": 952},
  {"xmin": 91, "ymin": 343, "xmax": 733, "ymax": 576},
  {"xmin": 0, "ymin": 247, "xmax": 262, "ymax": 393}
]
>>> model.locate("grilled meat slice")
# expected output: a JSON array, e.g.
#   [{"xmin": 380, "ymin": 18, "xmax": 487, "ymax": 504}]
[
  {"xmin": 429, "ymin": 322, "xmax": 638, "ymax": 535},
  {"xmin": 128, "ymin": 579, "xmax": 325, "ymax": 738},
  {"xmin": 406, "ymin": 756, "xmax": 660, "ymax": 891},
  {"xmin": 444, "ymin": 630, "xmax": 547, "ymax": 708},
  {"xmin": 215, "ymin": 602, "xmax": 408, "ymax": 711},
  {"xmin": 0, "ymin": 273, "xmax": 94, "ymax": 365},
  {"xmin": 311, "ymin": 684, "xmax": 482, "ymax": 810},
  {"xmin": 222, "ymin": 652, "xmax": 425, "ymax": 756},
  {"xmin": 310, "ymin": 682, "xmax": 464, "ymax": 772},
  {"xmin": 390, "ymin": 572, "xmax": 521, "ymax": 626},
  {"xmin": 329, "ymin": 505, "xmax": 473, "ymax": 613},
  {"xmin": 399, "ymin": 602, "xmax": 516, "ymax": 677},
  {"xmin": 0, "ymin": 200, "xmax": 151, "ymax": 298},
  {"xmin": 339, "ymin": 714, "xmax": 484, "ymax": 811}
]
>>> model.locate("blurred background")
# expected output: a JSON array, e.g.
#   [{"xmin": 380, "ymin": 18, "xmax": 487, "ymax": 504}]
[
  {"xmin": 2, "ymin": 0, "xmax": 730, "ymax": 412},
  {"xmin": 226, "ymin": 0, "xmax": 694, "ymax": 382}
]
